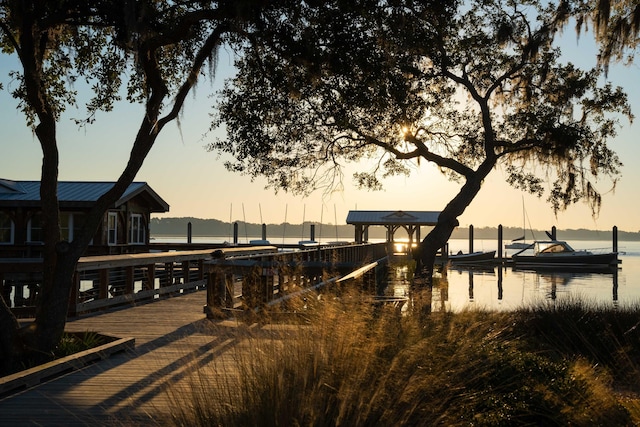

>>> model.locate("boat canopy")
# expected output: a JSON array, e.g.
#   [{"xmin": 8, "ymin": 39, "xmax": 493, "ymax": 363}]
[{"xmin": 535, "ymin": 241, "xmax": 576, "ymax": 254}]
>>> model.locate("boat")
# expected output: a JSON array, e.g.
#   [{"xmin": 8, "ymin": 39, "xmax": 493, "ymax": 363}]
[
  {"xmin": 448, "ymin": 250, "xmax": 496, "ymax": 264},
  {"xmin": 511, "ymin": 240, "xmax": 618, "ymax": 268},
  {"xmin": 505, "ymin": 240, "xmax": 533, "ymax": 250},
  {"xmin": 249, "ymin": 239, "xmax": 271, "ymax": 245},
  {"xmin": 298, "ymin": 240, "xmax": 320, "ymax": 248},
  {"xmin": 505, "ymin": 198, "xmax": 536, "ymax": 250}
]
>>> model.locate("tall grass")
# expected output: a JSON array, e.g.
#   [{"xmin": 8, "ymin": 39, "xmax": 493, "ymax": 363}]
[{"xmin": 164, "ymin": 281, "xmax": 640, "ymax": 426}]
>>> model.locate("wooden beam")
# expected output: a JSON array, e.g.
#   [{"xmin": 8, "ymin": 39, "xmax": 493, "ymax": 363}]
[{"xmin": 76, "ymin": 249, "xmax": 216, "ymax": 271}]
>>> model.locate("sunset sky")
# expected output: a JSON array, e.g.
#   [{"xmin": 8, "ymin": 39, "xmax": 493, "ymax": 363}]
[{"xmin": 1, "ymin": 28, "xmax": 639, "ymax": 234}]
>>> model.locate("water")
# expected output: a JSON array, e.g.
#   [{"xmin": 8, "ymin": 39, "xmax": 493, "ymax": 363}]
[
  {"xmin": 154, "ymin": 236, "xmax": 640, "ymax": 311},
  {"xmin": 421, "ymin": 239, "xmax": 640, "ymax": 312}
]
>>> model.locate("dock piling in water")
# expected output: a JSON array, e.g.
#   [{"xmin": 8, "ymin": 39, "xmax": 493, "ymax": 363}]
[{"xmin": 498, "ymin": 225, "xmax": 503, "ymax": 261}]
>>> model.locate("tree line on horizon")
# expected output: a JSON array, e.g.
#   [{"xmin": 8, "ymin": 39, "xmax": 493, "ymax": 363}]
[{"xmin": 150, "ymin": 217, "xmax": 640, "ymax": 241}]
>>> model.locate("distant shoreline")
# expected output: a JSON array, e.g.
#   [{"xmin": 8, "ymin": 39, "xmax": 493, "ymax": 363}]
[{"xmin": 151, "ymin": 217, "xmax": 640, "ymax": 241}]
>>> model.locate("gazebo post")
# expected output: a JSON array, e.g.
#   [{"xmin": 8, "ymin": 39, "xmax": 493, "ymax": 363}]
[{"xmin": 345, "ymin": 210, "xmax": 442, "ymax": 256}]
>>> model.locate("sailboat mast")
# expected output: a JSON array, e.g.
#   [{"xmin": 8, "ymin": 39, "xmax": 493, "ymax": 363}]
[{"xmin": 522, "ymin": 196, "xmax": 525, "ymax": 242}]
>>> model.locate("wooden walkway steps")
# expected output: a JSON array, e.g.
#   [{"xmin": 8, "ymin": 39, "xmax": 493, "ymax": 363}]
[{"xmin": 0, "ymin": 290, "xmax": 255, "ymax": 426}]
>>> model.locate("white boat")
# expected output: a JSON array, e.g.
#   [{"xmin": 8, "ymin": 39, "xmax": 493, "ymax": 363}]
[
  {"xmin": 298, "ymin": 240, "xmax": 320, "ymax": 248},
  {"xmin": 505, "ymin": 240, "xmax": 532, "ymax": 250},
  {"xmin": 511, "ymin": 240, "xmax": 618, "ymax": 268}
]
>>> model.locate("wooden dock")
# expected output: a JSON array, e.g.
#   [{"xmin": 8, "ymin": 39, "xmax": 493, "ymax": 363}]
[
  {"xmin": 0, "ymin": 242, "xmax": 389, "ymax": 425},
  {"xmin": 0, "ymin": 290, "xmax": 255, "ymax": 426}
]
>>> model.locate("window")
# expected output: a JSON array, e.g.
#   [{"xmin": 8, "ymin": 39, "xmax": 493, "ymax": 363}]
[
  {"xmin": 0, "ymin": 212, "xmax": 14, "ymax": 244},
  {"xmin": 130, "ymin": 214, "xmax": 145, "ymax": 244},
  {"xmin": 108, "ymin": 212, "xmax": 118, "ymax": 245},
  {"xmin": 72, "ymin": 213, "xmax": 86, "ymax": 243},
  {"xmin": 60, "ymin": 212, "xmax": 72, "ymax": 241},
  {"xmin": 28, "ymin": 213, "xmax": 43, "ymax": 243}
]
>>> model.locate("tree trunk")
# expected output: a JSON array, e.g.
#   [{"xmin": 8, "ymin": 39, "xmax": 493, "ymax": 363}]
[
  {"xmin": 416, "ymin": 161, "xmax": 495, "ymax": 285},
  {"xmin": 0, "ymin": 3, "xmax": 228, "ymax": 370},
  {"xmin": 25, "ymin": 252, "xmax": 79, "ymax": 357}
]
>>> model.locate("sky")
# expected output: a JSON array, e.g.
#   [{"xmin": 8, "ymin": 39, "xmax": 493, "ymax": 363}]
[{"xmin": 1, "ymin": 28, "xmax": 639, "ymax": 234}]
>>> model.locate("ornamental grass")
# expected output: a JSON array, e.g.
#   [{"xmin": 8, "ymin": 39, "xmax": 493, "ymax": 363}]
[{"xmin": 162, "ymin": 280, "xmax": 640, "ymax": 426}]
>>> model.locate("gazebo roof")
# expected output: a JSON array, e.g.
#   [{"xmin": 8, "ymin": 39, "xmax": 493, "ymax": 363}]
[{"xmin": 346, "ymin": 210, "xmax": 440, "ymax": 226}]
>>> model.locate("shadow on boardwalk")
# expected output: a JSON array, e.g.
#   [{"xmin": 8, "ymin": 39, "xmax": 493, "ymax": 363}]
[{"xmin": 0, "ymin": 291, "xmax": 261, "ymax": 426}]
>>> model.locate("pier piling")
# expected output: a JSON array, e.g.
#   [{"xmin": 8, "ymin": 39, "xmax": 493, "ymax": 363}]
[{"xmin": 498, "ymin": 225, "xmax": 503, "ymax": 261}]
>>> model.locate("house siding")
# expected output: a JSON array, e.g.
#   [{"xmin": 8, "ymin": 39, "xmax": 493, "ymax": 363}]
[{"xmin": 0, "ymin": 180, "xmax": 169, "ymax": 258}]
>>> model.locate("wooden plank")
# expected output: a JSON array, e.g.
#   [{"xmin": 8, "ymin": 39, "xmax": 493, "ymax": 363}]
[
  {"xmin": 73, "ymin": 279, "xmax": 206, "ymax": 313},
  {"xmin": 337, "ymin": 261, "xmax": 380, "ymax": 283},
  {"xmin": 212, "ymin": 246, "xmax": 278, "ymax": 258},
  {"xmin": 1, "ymin": 291, "xmax": 213, "ymax": 424},
  {"xmin": 76, "ymin": 249, "xmax": 215, "ymax": 271},
  {"xmin": 0, "ymin": 335, "xmax": 134, "ymax": 396}
]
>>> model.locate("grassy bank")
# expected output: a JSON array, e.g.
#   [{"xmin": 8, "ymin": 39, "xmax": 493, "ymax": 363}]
[{"xmin": 162, "ymin": 281, "xmax": 640, "ymax": 426}]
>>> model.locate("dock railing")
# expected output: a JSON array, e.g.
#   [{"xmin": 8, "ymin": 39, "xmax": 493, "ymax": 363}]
[
  {"xmin": 69, "ymin": 249, "xmax": 221, "ymax": 315},
  {"xmin": 2, "ymin": 242, "xmax": 388, "ymax": 317},
  {"xmin": 204, "ymin": 242, "xmax": 388, "ymax": 317}
]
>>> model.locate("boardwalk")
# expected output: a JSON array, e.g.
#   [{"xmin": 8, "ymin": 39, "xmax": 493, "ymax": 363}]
[{"xmin": 0, "ymin": 290, "xmax": 257, "ymax": 426}]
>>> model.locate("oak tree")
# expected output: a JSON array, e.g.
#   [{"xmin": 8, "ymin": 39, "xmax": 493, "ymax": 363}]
[
  {"xmin": 574, "ymin": 0, "xmax": 640, "ymax": 69},
  {"xmin": 0, "ymin": 0, "xmax": 259, "ymax": 373},
  {"xmin": 211, "ymin": 0, "xmax": 632, "ymax": 280}
]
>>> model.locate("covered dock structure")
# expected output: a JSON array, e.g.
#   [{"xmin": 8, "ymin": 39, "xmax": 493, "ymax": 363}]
[{"xmin": 346, "ymin": 210, "xmax": 440, "ymax": 251}]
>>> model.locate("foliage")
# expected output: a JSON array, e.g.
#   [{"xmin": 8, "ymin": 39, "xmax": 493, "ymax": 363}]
[
  {"xmin": 52, "ymin": 331, "xmax": 108, "ymax": 359},
  {"xmin": 213, "ymin": 0, "xmax": 631, "ymax": 208},
  {"xmin": 14, "ymin": 331, "xmax": 109, "ymax": 374},
  {"xmin": 0, "ymin": 1, "xmax": 241, "ymax": 128},
  {"xmin": 164, "ymin": 285, "xmax": 638, "ymax": 426},
  {"xmin": 0, "ymin": 0, "xmax": 266, "ymax": 373},
  {"xmin": 210, "ymin": 0, "xmax": 632, "ymax": 271},
  {"xmin": 573, "ymin": 0, "xmax": 640, "ymax": 69},
  {"xmin": 512, "ymin": 298, "xmax": 640, "ymax": 388}
]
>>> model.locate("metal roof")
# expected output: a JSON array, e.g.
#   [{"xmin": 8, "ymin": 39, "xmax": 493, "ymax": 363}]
[
  {"xmin": 0, "ymin": 179, "xmax": 169, "ymax": 212},
  {"xmin": 346, "ymin": 210, "xmax": 440, "ymax": 226}
]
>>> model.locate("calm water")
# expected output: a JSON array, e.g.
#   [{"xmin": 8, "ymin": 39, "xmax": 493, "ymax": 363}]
[
  {"xmin": 414, "ymin": 239, "xmax": 640, "ymax": 312},
  {"xmin": 155, "ymin": 236, "xmax": 640, "ymax": 311}
]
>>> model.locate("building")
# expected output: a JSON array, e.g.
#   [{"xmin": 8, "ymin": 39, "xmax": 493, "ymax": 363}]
[
  {"xmin": 346, "ymin": 210, "xmax": 441, "ymax": 254},
  {"xmin": 0, "ymin": 179, "xmax": 169, "ymax": 257}
]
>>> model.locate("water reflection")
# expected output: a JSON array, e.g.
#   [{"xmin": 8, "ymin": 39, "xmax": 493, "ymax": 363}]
[
  {"xmin": 387, "ymin": 261, "xmax": 626, "ymax": 312},
  {"xmin": 465, "ymin": 265, "xmax": 621, "ymax": 310}
]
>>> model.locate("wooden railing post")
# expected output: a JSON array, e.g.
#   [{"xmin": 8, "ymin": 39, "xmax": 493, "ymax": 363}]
[
  {"xmin": 205, "ymin": 266, "xmax": 228, "ymax": 318},
  {"xmin": 145, "ymin": 264, "xmax": 155, "ymax": 291},
  {"xmin": 224, "ymin": 273, "xmax": 234, "ymax": 307},
  {"xmin": 99, "ymin": 268, "xmax": 109, "ymax": 300},
  {"xmin": 181, "ymin": 260, "xmax": 190, "ymax": 284},
  {"xmin": 242, "ymin": 267, "xmax": 264, "ymax": 309},
  {"xmin": 198, "ymin": 259, "xmax": 204, "ymax": 281},
  {"xmin": 261, "ymin": 257, "xmax": 274, "ymax": 302},
  {"xmin": 164, "ymin": 262, "xmax": 173, "ymax": 287},
  {"xmin": 125, "ymin": 266, "xmax": 134, "ymax": 295},
  {"xmin": 68, "ymin": 272, "xmax": 80, "ymax": 316}
]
